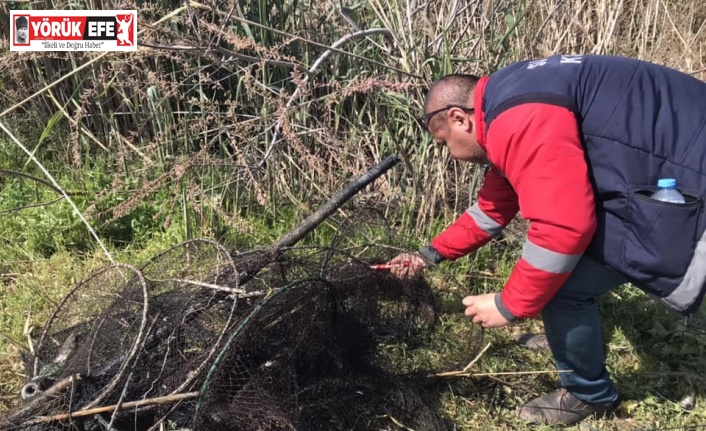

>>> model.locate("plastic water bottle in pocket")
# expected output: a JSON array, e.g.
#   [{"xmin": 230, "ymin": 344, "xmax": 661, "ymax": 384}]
[{"xmin": 651, "ymin": 178, "xmax": 686, "ymax": 203}]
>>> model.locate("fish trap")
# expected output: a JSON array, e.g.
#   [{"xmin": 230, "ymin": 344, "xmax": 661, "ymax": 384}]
[{"xmin": 2, "ymin": 210, "xmax": 469, "ymax": 431}]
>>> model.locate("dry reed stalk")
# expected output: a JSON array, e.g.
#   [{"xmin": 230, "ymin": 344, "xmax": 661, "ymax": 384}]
[
  {"xmin": 261, "ymin": 28, "xmax": 396, "ymax": 165},
  {"xmin": 190, "ymin": 2, "xmax": 419, "ymax": 78},
  {"xmin": 1, "ymin": 0, "xmax": 705, "ymax": 243}
]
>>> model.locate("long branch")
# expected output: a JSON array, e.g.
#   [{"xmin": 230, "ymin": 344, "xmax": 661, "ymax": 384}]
[
  {"xmin": 234, "ymin": 155, "xmax": 399, "ymax": 288},
  {"xmin": 23, "ymin": 392, "xmax": 199, "ymax": 425},
  {"xmin": 269, "ymin": 155, "xmax": 399, "ymax": 252}
]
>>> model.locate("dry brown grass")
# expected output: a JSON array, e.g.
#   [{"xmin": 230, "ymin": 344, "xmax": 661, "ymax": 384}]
[{"xmin": 1, "ymin": 0, "xmax": 705, "ymax": 238}]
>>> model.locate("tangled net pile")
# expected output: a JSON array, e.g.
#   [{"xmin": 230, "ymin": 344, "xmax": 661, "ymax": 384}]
[{"xmin": 1, "ymin": 209, "xmax": 470, "ymax": 431}]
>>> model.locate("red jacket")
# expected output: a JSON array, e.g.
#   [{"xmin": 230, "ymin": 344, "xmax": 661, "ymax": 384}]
[{"xmin": 429, "ymin": 76, "xmax": 597, "ymax": 319}]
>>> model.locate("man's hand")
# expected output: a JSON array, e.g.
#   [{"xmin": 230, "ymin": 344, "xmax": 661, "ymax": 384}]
[
  {"xmin": 388, "ymin": 252, "xmax": 427, "ymax": 279},
  {"xmin": 462, "ymin": 293, "xmax": 510, "ymax": 328}
]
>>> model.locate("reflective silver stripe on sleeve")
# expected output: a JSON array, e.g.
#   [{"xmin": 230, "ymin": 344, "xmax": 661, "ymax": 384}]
[
  {"xmin": 467, "ymin": 203, "xmax": 503, "ymax": 238},
  {"xmin": 663, "ymin": 229, "xmax": 706, "ymax": 313},
  {"xmin": 522, "ymin": 240, "xmax": 582, "ymax": 274}
]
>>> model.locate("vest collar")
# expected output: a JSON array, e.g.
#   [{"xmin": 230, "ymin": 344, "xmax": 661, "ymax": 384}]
[{"xmin": 474, "ymin": 76, "xmax": 489, "ymax": 150}]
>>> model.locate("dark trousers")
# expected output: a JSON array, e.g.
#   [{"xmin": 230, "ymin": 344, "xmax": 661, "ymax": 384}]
[{"xmin": 541, "ymin": 256, "xmax": 626, "ymax": 405}]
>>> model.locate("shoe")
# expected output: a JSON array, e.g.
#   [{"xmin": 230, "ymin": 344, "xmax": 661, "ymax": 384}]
[
  {"xmin": 515, "ymin": 333, "xmax": 550, "ymax": 350},
  {"xmin": 517, "ymin": 389, "xmax": 615, "ymax": 425}
]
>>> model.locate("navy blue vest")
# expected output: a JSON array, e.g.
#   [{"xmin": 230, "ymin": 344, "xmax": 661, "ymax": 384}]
[{"xmin": 483, "ymin": 54, "xmax": 706, "ymax": 314}]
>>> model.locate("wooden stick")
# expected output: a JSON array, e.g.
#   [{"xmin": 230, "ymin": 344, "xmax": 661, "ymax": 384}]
[
  {"xmin": 236, "ymin": 155, "xmax": 399, "ymax": 288},
  {"xmin": 269, "ymin": 155, "xmax": 399, "ymax": 253},
  {"xmin": 433, "ymin": 369, "xmax": 574, "ymax": 378},
  {"xmin": 167, "ymin": 278, "xmax": 246, "ymax": 294},
  {"xmin": 23, "ymin": 392, "xmax": 199, "ymax": 425}
]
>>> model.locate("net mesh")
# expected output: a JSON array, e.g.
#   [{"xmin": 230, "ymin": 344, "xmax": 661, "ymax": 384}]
[{"xmin": 1, "ymin": 208, "xmax": 475, "ymax": 431}]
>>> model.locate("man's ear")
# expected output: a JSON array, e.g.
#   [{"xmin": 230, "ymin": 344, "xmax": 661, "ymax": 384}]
[
  {"xmin": 466, "ymin": 114, "xmax": 476, "ymax": 134},
  {"xmin": 447, "ymin": 107, "xmax": 466, "ymax": 127},
  {"xmin": 448, "ymin": 107, "xmax": 473, "ymax": 132}
]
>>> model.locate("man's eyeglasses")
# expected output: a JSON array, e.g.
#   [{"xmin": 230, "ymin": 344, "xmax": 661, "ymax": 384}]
[{"xmin": 416, "ymin": 105, "xmax": 475, "ymax": 131}]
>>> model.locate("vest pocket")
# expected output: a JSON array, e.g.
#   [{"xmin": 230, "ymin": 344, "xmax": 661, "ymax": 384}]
[{"xmin": 622, "ymin": 187, "xmax": 702, "ymax": 278}]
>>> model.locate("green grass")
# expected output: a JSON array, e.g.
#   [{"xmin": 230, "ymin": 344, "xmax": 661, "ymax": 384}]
[
  {"xmin": 376, "ymin": 253, "xmax": 706, "ymax": 430},
  {"xmin": 1, "ymin": 183, "xmax": 705, "ymax": 429},
  {"xmin": 2, "ymin": 162, "xmax": 704, "ymax": 429}
]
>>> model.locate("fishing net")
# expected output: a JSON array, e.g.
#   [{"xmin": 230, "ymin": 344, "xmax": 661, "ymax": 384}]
[{"xmin": 0, "ymin": 208, "xmax": 476, "ymax": 431}]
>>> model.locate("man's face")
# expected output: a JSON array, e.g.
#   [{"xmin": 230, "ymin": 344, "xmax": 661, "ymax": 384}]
[
  {"xmin": 426, "ymin": 106, "xmax": 487, "ymax": 163},
  {"xmin": 16, "ymin": 26, "xmax": 28, "ymax": 40}
]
